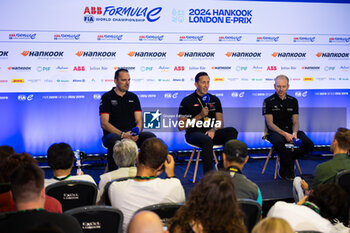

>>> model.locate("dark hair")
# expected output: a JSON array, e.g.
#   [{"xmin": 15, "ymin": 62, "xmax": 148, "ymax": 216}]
[
  {"xmin": 47, "ymin": 143, "xmax": 75, "ymax": 170},
  {"xmin": 223, "ymin": 139, "xmax": 248, "ymax": 164},
  {"xmin": 0, "ymin": 153, "xmax": 37, "ymax": 183},
  {"xmin": 169, "ymin": 171, "xmax": 247, "ymax": 233},
  {"xmin": 0, "ymin": 145, "xmax": 15, "ymax": 161},
  {"xmin": 309, "ymin": 183, "xmax": 348, "ymax": 221},
  {"xmin": 195, "ymin": 72, "xmax": 209, "ymax": 83},
  {"xmin": 0, "ymin": 146, "xmax": 16, "ymax": 178},
  {"xmin": 114, "ymin": 68, "xmax": 129, "ymax": 80},
  {"xmin": 11, "ymin": 163, "xmax": 44, "ymax": 203},
  {"xmin": 334, "ymin": 127, "xmax": 350, "ymax": 150},
  {"xmin": 138, "ymin": 138, "xmax": 168, "ymax": 170}
]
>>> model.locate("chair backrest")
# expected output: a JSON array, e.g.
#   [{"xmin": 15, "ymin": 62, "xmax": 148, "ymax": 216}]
[
  {"xmin": 0, "ymin": 183, "xmax": 11, "ymax": 194},
  {"xmin": 238, "ymin": 199, "xmax": 261, "ymax": 233},
  {"xmin": 46, "ymin": 180, "xmax": 97, "ymax": 212},
  {"xmin": 296, "ymin": 231, "xmax": 322, "ymax": 233},
  {"xmin": 335, "ymin": 169, "xmax": 350, "ymax": 224},
  {"xmin": 336, "ymin": 169, "xmax": 350, "ymax": 195},
  {"xmin": 104, "ymin": 177, "xmax": 135, "ymax": 206},
  {"xmin": 136, "ymin": 203, "xmax": 182, "ymax": 227},
  {"xmin": 65, "ymin": 205, "xmax": 123, "ymax": 233}
]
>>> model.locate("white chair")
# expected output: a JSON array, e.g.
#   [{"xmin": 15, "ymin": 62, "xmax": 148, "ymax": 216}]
[{"xmin": 183, "ymin": 140, "xmax": 222, "ymax": 183}]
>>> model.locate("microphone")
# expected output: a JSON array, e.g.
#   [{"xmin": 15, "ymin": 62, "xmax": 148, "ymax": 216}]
[
  {"xmin": 293, "ymin": 138, "xmax": 302, "ymax": 147},
  {"xmin": 202, "ymin": 94, "xmax": 210, "ymax": 107},
  {"xmin": 131, "ymin": 127, "xmax": 140, "ymax": 136}
]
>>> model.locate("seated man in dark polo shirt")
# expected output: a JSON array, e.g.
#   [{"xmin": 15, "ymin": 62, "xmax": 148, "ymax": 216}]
[
  {"xmin": 263, "ymin": 74, "xmax": 314, "ymax": 180},
  {"xmin": 223, "ymin": 139, "xmax": 262, "ymax": 206},
  {"xmin": 178, "ymin": 72, "xmax": 238, "ymax": 174},
  {"xmin": 100, "ymin": 68, "xmax": 155, "ymax": 171}
]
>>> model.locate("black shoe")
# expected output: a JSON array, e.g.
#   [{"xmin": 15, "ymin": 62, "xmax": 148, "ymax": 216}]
[{"xmin": 278, "ymin": 165, "xmax": 294, "ymax": 181}]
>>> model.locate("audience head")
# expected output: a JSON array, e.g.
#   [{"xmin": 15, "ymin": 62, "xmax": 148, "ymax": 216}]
[
  {"xmin": 47, "ymin": 143, "xmax": 75, "ymax": 170},
  {"xmin": 0, "ymin": 152, "xmax": 37, "ymax": 183},
  {"xmin": 10, "ymin": 163, "xmax": 45, "ymax": 204},
  {"xmin": 223, "ymin": 139, "xmax": 248, "ymax": 165},
  {"xmin": 169, "ymin": 171, "xmax": 247, "ymax": 233},
  {"xmin": 113, "ymin": 139, "xmax": 138, "ymax": 168},
  {"xmin": 252, "ymin": 217, "xmax": 294, "ymax": 233},
  {"xmin": 0, "ymin": 145, "xmax": 15, "ymax": 163},
  {"xmin": 127, "ymin": 211, "xmax": 164, "ymax": 233},
  {"xmin": 332, "ymin": 127, "xmax": 350, "ymax": 152},
  {"xmin": 138, "ymin": 138, "xmax": 168, "ymax": 170},
  {"xmin": 308, "ymin": 183, "xmax": 348, "ymax": 221}
]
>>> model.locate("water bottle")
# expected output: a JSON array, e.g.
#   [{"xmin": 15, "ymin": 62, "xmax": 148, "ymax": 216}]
[{"xmin": 75, "ymin": 150, "xmax": 82, "ymax": 175}]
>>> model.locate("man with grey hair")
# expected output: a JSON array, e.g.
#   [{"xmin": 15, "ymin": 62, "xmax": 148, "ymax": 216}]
[
  {"xmin": 263, "ymin": 75, "xmax": 314, "ymax": 180},
  {"xmin": 127, "ymin": 211, "xmax": 164, "ymax": 233},
  {"xmin": 223, "ymin": 139, "xmax": 262, "ymax": 206},
  {"xmin": 97, "ymin": 139, "xmax": 138, "ymax": 203}
]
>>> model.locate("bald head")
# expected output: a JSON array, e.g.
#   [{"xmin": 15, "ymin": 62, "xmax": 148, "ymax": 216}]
[{"xmin": 128, "ymin": 211, "xmax": 164, "ymax": 233}]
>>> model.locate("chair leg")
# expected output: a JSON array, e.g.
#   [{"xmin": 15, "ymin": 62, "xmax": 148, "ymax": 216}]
[
  {"xmin": 193, "ymin": 150, "xmax": 201, "ymax": 183},
  {"xmin": 213, "ymin": 150, "xmax": 218, "ymax": 171},
  {"xmin": 262, "ymin": 147, "xmax": 273, "ymax": 174},
  {"xmin": 274, "ymin": 156, "xmax": 279, "ymax": 179},
  {"xmin": 295, "ymin": 160, "xmax": 302, "ymax": 175},
  {"xmin": 184, "ymin": 149, "xmax": 196, "ymax": 178}
]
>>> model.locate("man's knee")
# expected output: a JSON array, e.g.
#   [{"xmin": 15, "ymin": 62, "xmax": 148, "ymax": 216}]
[
  {"xmin": 103, "ymin": 133, "xmax": 121, "ymax": 148},
  {"xmin": 226, "ymin": 127, "xmax": 238, "ymax": 139}
]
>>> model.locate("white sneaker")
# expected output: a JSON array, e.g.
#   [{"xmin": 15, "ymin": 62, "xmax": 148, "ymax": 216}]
[{"xmin": 293, "ymin": 176, "xmax": 305, "ymax": 203}]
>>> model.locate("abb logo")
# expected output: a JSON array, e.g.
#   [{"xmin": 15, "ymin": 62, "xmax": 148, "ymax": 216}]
[
  {"xmin": 267, "ymin": 66, "xmax": 277, "ymax": 71},
  {"xmin": 174, "ymin": 66, "xmax": 185, "ymax": 71},
  {"xmin": 73, "ymin": 66, "xmax": 85, "ymax": 71},
  {"xmin": 84, "ymin": 7, "xmax": 102, "ymax": 15}
]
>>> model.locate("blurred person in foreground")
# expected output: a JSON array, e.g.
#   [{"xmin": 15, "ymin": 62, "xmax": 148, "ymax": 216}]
[
  {"xmin": 252, "ymin": 217, "xmax": 294, "ymax": 233},
  {"xmin": 0, "ymin": 163, "xmax": 82, "ymax": 233},
  {"xmin": 0, "ymin": 153, "xmax": 62, "ymax": 213},
  {"xmin": 168, "ymin": 171, "xmax": 247, "ymax": 233}
]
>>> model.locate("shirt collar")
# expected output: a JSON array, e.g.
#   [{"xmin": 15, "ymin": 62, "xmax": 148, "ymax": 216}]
[{"xmin": 333, "ymin": 153, "xmax": 349, "ymax": 160}]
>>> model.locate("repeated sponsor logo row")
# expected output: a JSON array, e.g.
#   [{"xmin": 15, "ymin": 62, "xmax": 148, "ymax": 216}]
[
  {"xmin": 1, "ymin": 90, "xmax": 348, "ymax": 103},
  {"xmin": 1, "ymin": 50, "xmax": 350, "ymax": 60},
  {"xmin": 2, "ymin": 76, "xmax": 348, "ymax": 84},
  {"xmin": 2, "ymin": 65, "xmax": 349, "ymax": 73},
  {"xmin": 4, "ymin": 32, "xmax": 350, "ymax": 44}
]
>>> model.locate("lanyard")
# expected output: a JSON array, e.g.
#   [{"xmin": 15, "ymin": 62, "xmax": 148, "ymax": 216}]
[
  {"xmin": 134, "ymin": 176, "xmax": 156, "ymax": 180},
  {"xmin": 197, "ymin": 97, "xmax": 205, "ymax": 108},
  {"xmin": 53, "ymin": 174, "xmax": 71, "ymax": 181},
  {"xmin": 227, "ymin": 166, "xmax": 242, "ymax": 177},
  {"xmin": 302, "ymin": 202, "xmax": 320, "ymax": 215}
]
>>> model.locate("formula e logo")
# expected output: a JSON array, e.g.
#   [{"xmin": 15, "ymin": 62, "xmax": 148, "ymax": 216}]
[
  {"xmin": 295, "ymin": 91, "xmax": 308, "ymax": 98},
  {"xmin": 17, "ymin": 94, "xmax": 34, "ymax": 101},
  {"xmin": 144, "ymin": 110, "xmax": 162, "ymax": 129}
]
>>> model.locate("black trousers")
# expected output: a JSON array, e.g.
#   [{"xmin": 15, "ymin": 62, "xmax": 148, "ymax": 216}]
[
  {"xmin": 185, "ymin": 127, "xmax": 238, "ymax": 174},
  {"xmin": 267, "ymin": 131, "xmax": 314, "ymax": 171},
  {"xmin": 102, "ymin": 131, "xmax": 156, "ymax": 171}
]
